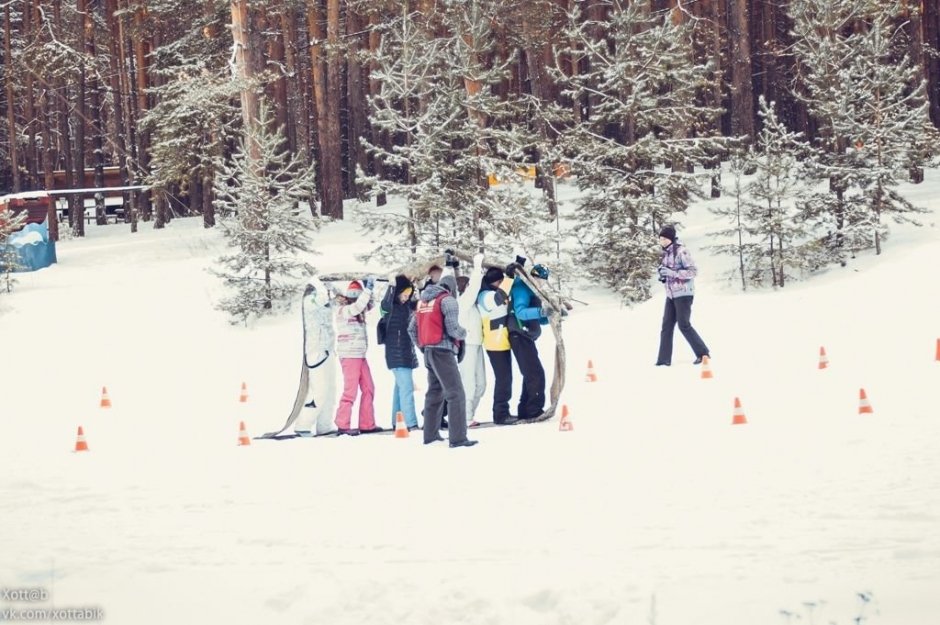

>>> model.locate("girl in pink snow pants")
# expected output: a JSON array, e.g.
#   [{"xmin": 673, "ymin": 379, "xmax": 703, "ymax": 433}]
[{"xmin": 334, "ymin": 279, "xmax": 383, "ymax": 434}]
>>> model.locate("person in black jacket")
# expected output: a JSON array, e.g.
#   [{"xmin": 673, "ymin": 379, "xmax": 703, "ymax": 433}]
[{"xmin": 379, "ymin": 275, "xmax": 420, "ymax": 430}]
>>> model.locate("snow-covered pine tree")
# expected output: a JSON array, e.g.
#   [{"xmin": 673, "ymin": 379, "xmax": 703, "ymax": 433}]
[
  {"xmin": 141, "ymin": 0, "xmax": 238, "ymax": 230},
  {"xmin": 744, "ymin": 97, "xmax": 814, "ymax": 287},
  {"xmin": 0, "ymin": 206, "xmax": 26, "ymax": 294},
  {"xmin": 212, "ymin": 102, "xmax": 319, "ymax": 324},
  {"xmin": 789, "ymin": 0, "xmax": 937, "ymax": 262},
  {"xmin": 706, "ymin": 151, "xmax": 758, "ymax": 291},
  {"xmin": 554, "ymin": 0, "xmax": 728, "ymax": 303},
  {"xmin": 356, "ymin": 1, "xmax": 554, "ymax": 269},
  {"xmin": 836, "ymin": 3, "xmax": 938, "ymax": 255}
]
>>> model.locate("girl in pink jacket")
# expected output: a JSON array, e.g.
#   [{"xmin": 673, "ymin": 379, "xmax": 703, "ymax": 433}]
[{"xmin": 334, "ymin": 280, "xmax": 383, "ymax": 434}]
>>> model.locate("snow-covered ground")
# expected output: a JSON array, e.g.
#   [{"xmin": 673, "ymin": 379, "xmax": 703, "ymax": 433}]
[{"xmin": 2, "ymin": 172, "xmax": 939, "ymax": 625}]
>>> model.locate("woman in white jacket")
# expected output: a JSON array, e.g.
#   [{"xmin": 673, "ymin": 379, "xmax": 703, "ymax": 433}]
[
  {"xmin": 292, "ymin": 277, "xmax": 338, "ymax": 436},
  {"xmin": 455, "ymin": 254, "xmax": 487, "ymax": 427}
]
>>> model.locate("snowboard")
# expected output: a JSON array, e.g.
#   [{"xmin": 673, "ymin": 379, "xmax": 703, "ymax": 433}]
[
  {"xmin": 256, "ymin": 355, "xmax": 310, "ymax": 440},
  {"xmin": 255, "ymin": 430, "xmax": 344, "ymax": 441}
]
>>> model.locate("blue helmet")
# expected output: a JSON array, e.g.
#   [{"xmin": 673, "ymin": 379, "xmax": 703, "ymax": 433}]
[{"xmin": 530, "ymin": 264, "xmax": 549, "ymax": 280}]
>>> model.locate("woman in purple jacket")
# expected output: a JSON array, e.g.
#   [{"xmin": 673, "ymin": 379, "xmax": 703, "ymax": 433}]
[{"xmin": 655, "ymin": 226, "xmax": 710, "ymax": 366}]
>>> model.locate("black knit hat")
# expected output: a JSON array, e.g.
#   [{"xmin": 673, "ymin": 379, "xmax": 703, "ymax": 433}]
[
  {"xmin": 483, "ymin": 266, "xmax": 505, "ymax": 285},
  {"xmin": 394, "ymin": 274, "xmax": 412, "ymax": 296},
  {"xmin": 659, "ymin": 226, "xmax": 677, "ymax": 242}
]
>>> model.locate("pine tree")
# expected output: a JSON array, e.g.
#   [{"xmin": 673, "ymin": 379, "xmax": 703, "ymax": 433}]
[
  {"xmin": 707, "ymin": 151, "xmax": 757, "ymax": 291},
  {"xmin": 709, "ymin": 99, "xmax": 818, "ymax": 290},
  {"xmin": 555, "ymin": 0, "xmax": 729, "ymax": 303},
  {"xmin": 140, "ymin": 0, "xmax": 238, "ymax": 228},
  {"xmin": 356, "ymin": 1, "xmax": 553, "ymax": 269},
  {"xmin": 745, "ymin": 97, "xmax": 814, "ymax": 287},
  {"xmin": 212, "ymin": 103, "xmax": 319, "ymax": 324},
  {"xmin": 789, "ymin": 0, "xmax": 937, "ymax": 262},
  {"xmin": 837, "ymin": 3, "xmax": 939, "ymax": 255},
  {"xmin": 0, "ymin": 206, "xmax": 26, "ymax": 294}
]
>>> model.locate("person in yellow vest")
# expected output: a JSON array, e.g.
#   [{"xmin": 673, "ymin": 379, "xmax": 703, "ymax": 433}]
[{"xmin": 475, "ymin": 266, "xmax": 518, "ymax": 425}]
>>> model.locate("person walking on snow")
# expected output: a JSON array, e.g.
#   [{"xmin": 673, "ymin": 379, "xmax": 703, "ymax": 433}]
[
  {"xmin": 379, "ymin": 274, "xmax": 420, "ymax": 431},
  {"xmin": 334, "ymin": 279, "xmax": 384, "ymax": 434},
  {"xmin": 455, "ymin": 253, "xmax": 487, "ymax": 428},
  {"xmin": 291, "ymin": 276, "xmax": 338, "ymax": 437},
  {"xmin": 408, "ymin": 274, "xmax": 477, "ymax": 448},
  {"xmin": 655, "ymin": 226, "xmax": 710, "ymax": 366}
]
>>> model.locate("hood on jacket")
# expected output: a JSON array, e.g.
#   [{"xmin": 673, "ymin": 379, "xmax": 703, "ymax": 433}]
[
  {"xmin": 438, "ymin": 274, "xmax": 458, "ymax": 296},
  {"xmin": 420, "ymin": 282, "xmax": 452, "ymax": 302}
]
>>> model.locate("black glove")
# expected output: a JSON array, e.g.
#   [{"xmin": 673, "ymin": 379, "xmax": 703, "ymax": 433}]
[
  {"xmin": 515, "ymin": 255, "xmax": 527, "ymax": 266},
  {"xmin": 505, "ymin": 263, "xmax": 517, "ymax": 278},
  {"xmin": 456, "ymin": 339, "xmax": 466, "ymax": 363},
  {"xmin": 444, "ymin": 249, "xmax": 459, "ymax": 269}
]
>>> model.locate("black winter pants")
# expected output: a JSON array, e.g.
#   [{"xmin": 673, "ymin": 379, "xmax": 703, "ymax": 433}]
[
  {"xmin": 510, "ymin": 333, "xmax": 546, "ymax": 419},
  {"xmin": 486, "ymin": 349, "xmax": 513, "ymax": 422},
  {"xmin": 656, "ymin": 296, "xmax": 709, "ymax": 365}
]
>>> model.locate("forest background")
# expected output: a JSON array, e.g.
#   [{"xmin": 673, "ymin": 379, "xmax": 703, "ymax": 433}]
[{"xmin": 2, "ymin": 0, "xmax": 940, "ymax": 307}]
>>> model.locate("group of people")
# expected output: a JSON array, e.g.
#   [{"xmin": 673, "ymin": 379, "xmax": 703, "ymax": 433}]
[
  {"xmin": 291, "ymin": 252, "xmax": 553, "ymax": 449},
  {"xmin": 288, "ymin": 225, "xmax": 709, "ymax": 449}
]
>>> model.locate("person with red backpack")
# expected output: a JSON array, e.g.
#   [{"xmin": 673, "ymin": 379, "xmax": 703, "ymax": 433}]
[{"xmin": 407, "ymin": 273, "xmax": 478, "ymax": 448}]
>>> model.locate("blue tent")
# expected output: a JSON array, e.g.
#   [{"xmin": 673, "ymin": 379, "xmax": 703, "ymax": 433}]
[{"xmin": 3, "ymin": 220, "xmax": 57, "ymax": 272}]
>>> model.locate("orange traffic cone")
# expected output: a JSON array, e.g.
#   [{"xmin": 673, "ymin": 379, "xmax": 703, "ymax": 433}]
[
  {"xmin": 74, "ymin": 426, "xmax": 89, "ymax": 452},
  {"xmin": 99, "ymin": 386, "xmax": 112, "ymax": 408},
  {"xmin": 858, "ymin": 388, "xmax": 874, "ymax": 414},
  {"xmin": 394, "ymin": 411, "xmax": 409, "ymax": 439},
  {"xmin": 700, "ymin": 355, "xmax": 713, "ymax": 379},
  {"xmin": 237, "ymin": 420, "xmax": 251, "ymax": 445},
  {"xmin": 732, "ymin": 397, "xmax": 748, "ymax": 425},
  {"xmin": 558, "ymin": 405, "xmax": 574, "ymax": 431},
  {"xmin": 585, "ymin": 360, "xmax": 597, "ymax": 382},
  {"xmin": 818, "ymin": 346, "xmax": 829, "ymax": 370}
]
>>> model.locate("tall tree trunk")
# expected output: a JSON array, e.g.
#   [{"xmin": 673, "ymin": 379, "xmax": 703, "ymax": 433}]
[
  {"xmin": 268, "ymin": 5, "xmax": 289, "ymax": 139},
  {"xmin": 133, "ymin": 2, "xmax": 152, "ymax": 221},
  {"xmin": 523, "ymin": 38, "xmax": 558, "ymax": 218},
  {"xmin": 73, "ymin": 0, "xmax": 88, "ymax": 236},
  {"xmin": 922, "ymin": 0, "xmax": 940, "ymax": 127},
  {"xmin": 201, "ymin": 0, "xmax": 219, "ymax": 227},
  {"xmin": 86, "ymin": 0, "xmax": 108, "ymax": 225},
  {"xmin": 24, "ymin": 0, "xmax": 39, "ymax": 189},
  {"xmin": 308, "ymin": 0, "xmax": 344, "ymax": 219},
  {"xmin": 52, "ymin": 0, "xmax": 78, "ymax": 232},
  {"xmin": 105, "ymin": 0, "xmax": 130, "ymax": 224},
  {"xmin": 278, "ymin": 4, "xmax": 299, "ymax": 154},
  {"xmin": 117, "ymin": 0, "xmax": 139, "ymax": 232},
  {"xmin": 346, "ymin": 6, "xmax": 367, "ymax": 196},
  {"xmin": 728, "ymin": 0, "xmax": 755, "ymax": 140},
  {"xmin": 367, "ymin": 9, "xmax": 386, "ymax": 206},
  {"xmin": 40, "ymin": 89, "xmax": 58, "ymax": 240},
  {"xmin": 567, "ymin": 0, "xmax": 582, "ymax": 124},
  {"xmin": 4, "ymin": 6, "xmax": 21, "ymax": 192},
  {"xmin": 231, "ymin": 0, "xmax": 260, "ymax": 160},
  {"xmin": 202, "ymin": 171, "xmax": 215, "ymax": 227}
]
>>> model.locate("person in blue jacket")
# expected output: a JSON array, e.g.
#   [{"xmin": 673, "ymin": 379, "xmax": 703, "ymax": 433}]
[{"xmin": 505, "ymin": 257, "xmax": 550, "ymax": 420}]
